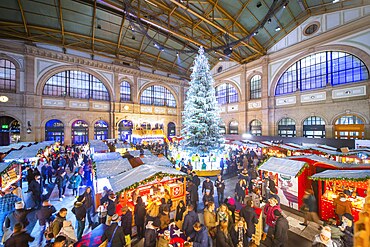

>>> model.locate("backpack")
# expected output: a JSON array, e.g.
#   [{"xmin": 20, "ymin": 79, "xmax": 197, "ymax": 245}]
[{"xmin": 44, "ymin": 219, "xmax": 57, "ymax": 239}]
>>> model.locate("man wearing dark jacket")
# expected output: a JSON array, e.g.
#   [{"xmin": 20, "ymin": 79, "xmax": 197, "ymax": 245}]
[
  {"xmin": 144, "ymin": 219, "xmax": 160, "ymax": 247},
  {"xmin": 202, "ymin": 177, "xmax": 214, "ymax": 196},
  {"xmin": 101, "ymin": 214, "xmax": 126, "ymax": 247},
  {"xmin": 106, "ymin": 192, "xmax": 117, "ymax": 226},
  {"xmin": 187, "ymin": 181, "xmax": 199, "ymax": 212},
  {"xmin": 36, "ymin": 200, "xmax": 56, "ymax": 245},
  {"xmin": 215, "ymin": 174, "xmax": 225, "ymax": 206},
  {"xmin": 182, "ymin": 204, "xmax": 199, "ymax": 239},
  {"xmin": 192, "ymin": 222, "xmax": 209, "ymax": 247},
  {"xmin": 5, "ymin": 201, "xmax": 32, "ymax": 231},
  {"xmin": 120, "ymin": 206, "xmax": 132, "ymax": 243},
  {"xmin": 72, "ymin": 201, "xmax": 87, "ymax": 240},
  {"xmin": 79, "ymin": 187, "xmax": 94, "ymax": 228},
  {"xmin": 272, "ymin": 210, "xmax": 289, "ymax": 247},
  {"xmin": 4, "ymin": 223, "xmax": 34, "ymax": 247},
  {"xmin": 239, "ymin": 200, "xmax": 258, "ymax": 243},
  {"xmin": 134, "ymin": 197, "xmax": 146, "ymax": 239},
  {"xmin": 29, "ymin": 175, "xmax": 42, "ymax": 209},
  {"xmin": 55, "ymin": 172, "xmax": 68, "ymax": 201},
  {"xmin": 191, "ymin": 171, "xmax": 200, "ymax": 187}
]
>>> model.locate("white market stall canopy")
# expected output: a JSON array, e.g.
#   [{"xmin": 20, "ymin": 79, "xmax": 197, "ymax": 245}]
[
  {"xmin": 286, "ymin": 155, "xmax": 346, "ymax": 168},
  {"xmin": 140, "ymin": 156, "xmax": 174, "ymax": 167},
  {"xmin": 95, "ymin": 157, "xmax": 132, "ymax": 178},
  {"xmin": 128, "ymin": 149, "xmax": 153, "ymax": 157},
  {"xmin": 89, "ymin": 140, "xmax": 109, "ymax": 153},
  {"xmin": 3, "ymin": 141, "xmax": 54, "ymax": 161},
  {"xmin": 0, "ymin": 142, "xmax": 35, "ymax": 154},
  {"xmin": 93, "ymin": 152, "xmax": 121, "ymax": 162},
  {"xmin": 115, "ymin": 142, "xmax": 131, "ymax": 149},
  {"xmin": 258, "ymin": 157, "xmax": 307, "ymax": 177},
  {"xmin": 311, "ymin": 169, "xmax": 370, "ymax": 181},
  {"xmin": 108, "ymin": 164, "xmax": 185, "ymax": 193}
]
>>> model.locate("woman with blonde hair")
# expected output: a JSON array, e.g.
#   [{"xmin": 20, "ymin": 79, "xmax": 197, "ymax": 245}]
[
  {"xmin": 145, "ymin": 202, "xmax": 160, "ymax": 227},
  {"xmin": 230, "ymin": 218, "xmax": 248, "ymax": 247},
  {"xmin": 217, "ymin": 204, "xmax": 232, "ymax": 229}
]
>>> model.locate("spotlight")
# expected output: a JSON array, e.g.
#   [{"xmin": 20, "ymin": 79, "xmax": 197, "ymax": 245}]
[
  {"xmin": 154, "ymin": 43, "xmax": 158, "ymax": 47},
  {"xmin": 219, "ymin": 57, "xmax": 223, "ymax": 61},
  {"xmin": 268, "ymin": 19, "xmax": 271, "ymax": 24},
  {"xmin": 283, "ymin": 2, "xmax": 289, "ymax": 8},
  {"xmin": 256, "ymin": 2, "xmax": 262, "ymax": 8},
  {"xmin": 332, "ymin": 0, "xmax": 340, "ymax": 2},
  {"xmin": 223, "ymin": 47, "xmax": 233, "ymax": 56},
  {"xmin": 275, "ymin": 26, "xmax": 281, "ymax": 31},
  {"xmin": 253, "ymin": 31, "xmax": 259, "ymax": 36},
  {"xmin": 176, "ymin": 52, "xmax": 179, "ymax": 56}
]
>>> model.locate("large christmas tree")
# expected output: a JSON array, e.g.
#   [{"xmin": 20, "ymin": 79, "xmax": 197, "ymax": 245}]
[{"xmin": 181, "ymin": 46, "xmax": 225, "ymax": 155}]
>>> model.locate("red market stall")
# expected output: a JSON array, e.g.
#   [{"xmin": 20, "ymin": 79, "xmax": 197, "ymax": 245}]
[
  {"xmin": 258, "ymin": 157, "xmax": 309, "ymax": 210},
  {"xmin": 310, "ymin": 169, "xmax": 370, "ymax": 222},
  {"xmin": 0, "ymin": 161, "xmax": 22, "ymax": 191}
]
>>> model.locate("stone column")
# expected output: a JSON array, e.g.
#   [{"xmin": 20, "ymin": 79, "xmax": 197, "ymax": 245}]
[
  {"xmin": 88, "ymin": 125, "xmax": 95, "ymax": 141},
  {"xmin": 64, "ymin": 125, "xmax": 72, "ymax": 145},
  {"xmin": 240, "ymin": 66, "xmax": 247, "ymax": 134},
  {"xmin": 261, "ymin": 58, "xmax": 270, "ymax": 136},
  {"xmin": 326, "ymin": 124, "xmax": 333, "ymax": 138}
]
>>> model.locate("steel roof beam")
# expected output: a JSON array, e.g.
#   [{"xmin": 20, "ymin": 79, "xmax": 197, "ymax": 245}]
[
  {"xmin": 16, "ymin": 0, "xmax": 29, "ymax": 36},
  {"xmin": 91, "ymin": 0, "xmax": 97, "ymax": 53}
]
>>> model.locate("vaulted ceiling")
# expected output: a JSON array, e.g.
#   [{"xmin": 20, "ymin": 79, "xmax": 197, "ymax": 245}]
[{"xmin": 0, "ymin": 0, "xmax": 365, "ymax": 77}]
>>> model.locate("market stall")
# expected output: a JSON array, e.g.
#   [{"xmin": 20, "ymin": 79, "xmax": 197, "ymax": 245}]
[
  {"xmin": 89, "ymin": 140, "xmax": 109, "ymax": 153},
  {"xmin": 108, "ymin": 165, "xmax": 186, "ymax": 212},
  {"xmin": 3, "ymin": 141, "xmax": 54, "ymax": 162},
  {"xmin": 258, "ymin": 157, "xmax": 309, "ymax": 210},
  {"xmin": 0, "ymin": 161, "xmax": 22, "ymax": 191},
  {"xmin": 140, "ymin": 156, "xmax": 174, "ymax": 167},
  {"xmin": 310, "ymin": 169, "xmax": 370, "ymax": 222},
  {"xmin": 93, "ymin": 152, "xmax": 122, "ymax": 162},
  {"xmin": 114, "ymin": 142, "xmax": 134, "ymax": 155}
]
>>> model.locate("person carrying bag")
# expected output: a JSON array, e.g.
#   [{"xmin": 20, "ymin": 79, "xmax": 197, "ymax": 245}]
[{"xmin": 100, "ymin": 214, "xmax": 125, "ymax": 247}]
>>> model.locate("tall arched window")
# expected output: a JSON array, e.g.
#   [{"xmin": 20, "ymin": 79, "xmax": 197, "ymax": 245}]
[
  {"xmin": 120, "ymin": 81, "xmax": 131, "ymax": 102},
  {"xmin": 0, "ymin": 59, "xmax": 16, "ymax": 92},
  {"xmin": 94, "ymin": 120, "xmax": 109, "ymax": 140},
  {"xmin": 250, "ymin": 75, "xmax": 262, "ymax": 99},
  {"xmin": 140, "ymin": 85, "xmax": 176, "ymax": 107},
  {"xmin": 167, "ymin": 122, "xmax": 176, "ymax": 137},
  {"xmin": 118, "ymin": 120, "xmax": 133, "ymax": 142},
  {"xmin": 278, "ymin": 118, "xmax": 296, "ymax": 137},
  {"xmin": 303, "ymin": 116, "xmax": 325, "ymax": 138},
  {"xmin": 45, "ymin": 119, "xmax": 64, "ymax": 143},
  {"xmin": 334, "ymin": 115, "xmax": 365, "ymax": 139},
  {"xmin": 71, "ymin": 120, "xmax": 89, "ymax": 144},
  {"xmin": 275, "ymin": 51, "xmax": 369, "ymax": 95},
  {"xmin": 250, "ymin": 119, "xmax": 262, "ymax": 136},
  {"xmin": 43, "ymin": 70, "xmax": 110, "ymax": 101},
  {"xmin": 215, "ymin": 83, "xmax": 238, "ymax": 105},
  {"xmin": 229, "ymin": 121, "xmax": 239, "ymax": 135}
]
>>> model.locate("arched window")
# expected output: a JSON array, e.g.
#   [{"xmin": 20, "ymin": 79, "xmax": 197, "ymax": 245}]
[
  {"xmin": 275, "ymin": 51, "xmax": 369, "ymax": 95},
  {"xmin": 215, "ymin": 83, "xmax": 238, "ymax": 105},
  {"xmin": 43, "ymin": 70, "xmax": 110, "ymax": 101},
  {"xmin": 0, "ymin": 59, "xmax": 16, "ymax": 92},
  {"xmin": 0, "ymin": 116, "xmax": 20, "ymax": 145},
  {"xmin": 140, "ymin": 85, "xmax": 176, "ymax": 107},
  {"xmin": 118, "ymin": 120, "xmax": 133, "ymax": 142},
  {"xmin": 229, "ymin": 121, "xmax": 239, "ymax": 135},
  {"xmin": 167, "ymin": 122, "xmax": 176, "ymax": 137},
  {"xmin": 334, "ymin": 115, "xmax": 365, "ymax": 139},
  {"xmin": 250, "ymin": 119, "xmax": 262, "ymax": 136},
  {"xmin": 278, "ymin": 118, "xmax": 296, "ymax": 137},
  {"xmin": 219, "ymin": 122, "xmax": 226, "ymax": 135},
  {"xmin": 250, "ymin": 75, "xmax": 262, "ymax": 99},
  {"xmin": 120, "ymin": 81, "xmax": 131, "ymax": 102},
  {"xmin": 45, "ymin": 119, "xmax": 64, "ymax": 143},
  {"xmin": 71, "ymin": 120, "xmax": 89, "ymax": 144},
  {"xmin": 303, "ymin": 116, "xmax": 325, "ymax": 138},
  {"xmin": 94, "ymin": 120, "xmax": 109, "ymax": 140}
]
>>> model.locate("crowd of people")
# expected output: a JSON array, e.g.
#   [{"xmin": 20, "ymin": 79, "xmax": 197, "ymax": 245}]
[{"xmin": 0, "ymin": 143, "xmax": 357, "ymax": 247}]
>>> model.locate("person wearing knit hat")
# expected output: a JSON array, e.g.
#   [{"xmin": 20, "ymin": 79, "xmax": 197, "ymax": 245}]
[
  {"xmin": 272, "ymin": 209, "xmax": 289, "ymax": 247},
  {"xmin": 102, "ymin": 213, "xmax": 126, "ymax": 246},
  {"xmin": 4, "ymin": 200, "xmax": 32, "ymax": 233},
  {"xmin": 312, "ymin": 226, "xmax": 335, "ymax": 247},
  {"xmin": 0, "ymin": 188, "xmax": 21, "ymax": 240},
  {"xmin": 4, "ymin": 223, "xmax": 35, "ymax": 247},
  {"xmin": 262, "ymin": 195, "xmax": 282, "ymax": 241}
]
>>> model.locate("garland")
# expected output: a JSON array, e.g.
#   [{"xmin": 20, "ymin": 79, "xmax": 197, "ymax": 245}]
[
  {"xmin": 117, "ymin": 172, "xmax": 185, "ymax": 194},
  {"xmin": 309, "ymin": 175, "xmax": 370, "ymax": 182},
  {"xmin": 295, "ymin": 163, "xmax": 309, "ymax": 177}
]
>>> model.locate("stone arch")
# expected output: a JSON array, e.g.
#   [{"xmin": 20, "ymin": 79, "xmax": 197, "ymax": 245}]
[
  {"xmin": 0, "ymin": 53, "xmax": 23, "ymax": 93},
  {"xmin": 41, "ymin": 118, "xmax": 66, "ymax": 128},
  {"xmin": 331, "ymin": 111, "xmax": 369, "ymax": 125},
  {"xmin": 90, "ymin": 118, "xmax": 110, "ymax": 127},
  {"xmin": 0, "ymin": 114, "xmax": 22, "ymax": 126},
  {"xmin": 137, "ymin": 81, "xmax": 179, "ymax": 107},
  {"xmin": 300, "ymin": 115, "xmax": 328, "ymax": 126},
  {"xmin": 36, "ymin": 65, "xmax": 115, "ymax": 100},
  {"xmin": 67, "ymin": 118, "xmax": 89, "ymax": 127},
  {"xmin": 269, "ymin": 45, "xmax": 370, "ymax": 96},
  {"xmin": 214, "ymin": 79, "xmax": 242, "ymax": 102},
  {"xmin": 276, "ymin": 116, "xmax": 297, "ymax": 126}
]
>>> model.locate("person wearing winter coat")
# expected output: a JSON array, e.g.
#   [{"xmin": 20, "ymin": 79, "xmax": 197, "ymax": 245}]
[
  {"xmin": 106, "ymin": 192, "xmax": 117, "ymax": 226},
  {"xmin": 4, "ymin": 223, "xmax": 34, "ymax": 247},
  {"xmin": 4, "ymin": 201, "xmax": 31, "ymax": 231},
  {"xmin": 191, "ymin": 171, "xmax": 201, "ymax": 187},
  {"xmin": 144, "ymin": 220, "xmax": 159, "ymax": 247},
  {"xmin": 230, "ymin": 219, "xmax": 248, "ymax": 247},
  {"xmin": 251, "ymin": 188, "xmax": 262, "ymax": 208},
  {"xmin": 134, "ymin": 197, "xmax": 146, "ymax": 239},
  {"xmin": 192, "ymin": 222, "xmax": 210, "ymax": 247},
  {"xmin": 101, "ymin": 214, "xmax": 126, "ymax": 247},
  {"xmin": 202, "ymin": 177, "xmax": 214, "ymax": 196},
  {"xmin": 312, "ymin": 226, "xmax": 336, "ymax": 247},
  {"xmin": 72, "ymin": 201, "xmax": 86, "ymax": 240},
  {"xmin": 334, "ymin": 193, "xmax": 352, "ymax": 222},
  {"xmin": 215, "ymin": 174, "xmax": 226, "ymax": 206},
  {"xmin": 272, "ymin": 210, "xmax": 289, "ymax": 247},
  {"xmin": 121, "ymin": 206, "xmax": 133, "ymax": 246},
  {"xmin": 57, "ymin": 220, "xmax": 78, "ymax": 245},
  {"xmin": 203, "ymin": 190, "xmax": 215, "ymax": 208},
  {"xmin": 235, "ymin": 179, "xmax": 247, "ymax": 203},
  {"xmin": 187, "ymin": 181, "xmax": 199, "ymax": 212},
  {"xmin": 203, "ymin": 201, "xmax": 218, "ymax": 239},
  {"xmin": 262, "ymin": 195, "xmax": 281, "ymax": 241},
  {"xmin": 239, "ymin": 200, "xmax": 258, "ymax": 242},
  {"xmin": 79, "ymin": 186, "xmax": 94, "ymax": 227},
  {"xmin": 69, "ymin": 172, "xmax": 82, "ymax": 197},
  {"xmin": 339, "ymin": 213, "xmax": 354, "ymax": 247},
  {"xmin": 55, "ymin": 172, "xmax": 68, "ymax": 201},
  {"xmin": 11, "ymin": 183, "xmax": 24, "ymax": 201},
  {"xmin": 175, "ymin": 200, "xmax": 186, "ymax": 223},
  {"xmin": 29, "ymin": 175, "xmax": 42, "ymax": 209},
  {"xmin": 182, "ymin": 204, "xmax": 199, "ymax": 239},
  {"xmin": 225, "ymin": 197, "xmax": 236, "ymax": 223},
  {"xmin": 52, "ymin": 208, "xmax": 68, "ymax": 238},
  {"xmin": 159, "ymin": 206, "xmax": 170, "ymax": 230},
  {"xmin": 216, "ymin": 204, "xmax": 232, "ymax": 230},
  {"xmin": 300, "ymin": 189, "xmax": 321, "ymax": 226},
  {"xmin": 36, "ymin": 200, "xmax": 57, "ymax": 246},
  {"xmin": 216, "ymin": 220, "xmax": 234, "ymax": 247}
]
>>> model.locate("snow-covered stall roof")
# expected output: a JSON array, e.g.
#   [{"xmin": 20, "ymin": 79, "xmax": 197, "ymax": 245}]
[
  {"xmin": 258, "ymin": 157, "xmax": 307, "ymax": 177},
  {"xmin": 109, "ymin": 164, "xmax": 185, "ymax": 193},
  {"xmin": 93, "ymin": 152, "xmax": 121, "ymax": 162},
  {"xmin": 0, "ymin": 142, "xmax": 35, "ymax": 154},
  {"xmin": 95, "ymin": 157, "xmax": 132, "ymax": 178},
  {"xmin": 115, "ymin": 142, "xmax": 131, "ymax": 149},
  {"xmin": 4, "ymin": 141, "xmax": 54, "ymax": 161},
  {"xmin": 0, "ymin": 162, "xmax": 12, "ymax": 174},
  {"xmin": 128, "ymin": 149, "xmax": 153, "ymax": 157},
  {"xmin": 310, "ymin": 169, "xmax": 370, "ymax": 181},
  {"xmin": 140, "ymin": 156, "xmax": 174, "ymax": 167},
  {"xmin": 89, "ymin": 140, "xmax": 109, "ymax": 153},
  {"xmin": 287, "ymin": 155, "xmax": 346, "ymax": 168}
]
